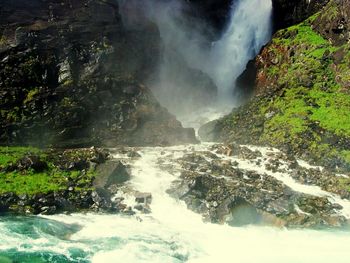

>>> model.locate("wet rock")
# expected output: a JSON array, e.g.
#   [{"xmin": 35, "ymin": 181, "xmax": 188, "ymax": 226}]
[
  {"xmin": 134, "ymin": 204, "xmax": 151, "ymax": 214},
  {"xmin": 15, "ymin": 155, "xmax": 48, "ymax": 173},
  {"xmin": 237, "ymin": 146, "xmax": 262, "ymax": 160},
  {"xmin": 54, "ymin": 148, "xmax": 109, "ymax": 171},
  {"xmin": 135, "ymin": 192, "xmax": 152, "ymax": 205},
  {"xmin": 90, "ymin": 189, "xmax": 114, "ymax": 211},
  {"xmin": 94, "ymin": 160, "xmax": 130, "ymax": 188},
  {"xmin": 40, "ymin": 206, "xmax": 56, "ymax": 215},
  {"xmin": 127, "ymin": 151, "xmax": 142, "ymax": 158},
  {"xmin": 272, "ymin": 0, "xmax": 329, "ymax": 30},
  {"xmin": 0, "ymin": 0, "xmax": 198, "ymax": 148},
  {"xmin": 169, "ymin": 147, "xmax": 348, "ymax": 228},
  {"xmin": 198, "ymin": 120, "xmax": 221, "ymax": 142}
]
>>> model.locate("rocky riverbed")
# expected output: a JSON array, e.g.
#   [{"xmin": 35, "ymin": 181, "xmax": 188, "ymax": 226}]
[
  {"xmin": 2, "ymin": 143, "xmax": 349, "ymax": 229},
  {"xmin": 167, "ymin": 144, "xmax": 350, "ymax": 228}
]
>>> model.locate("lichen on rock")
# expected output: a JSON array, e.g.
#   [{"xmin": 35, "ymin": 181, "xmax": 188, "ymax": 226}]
[{"xmin": 200, "ymin": 0, "xmax": 350, "ymax": 172}]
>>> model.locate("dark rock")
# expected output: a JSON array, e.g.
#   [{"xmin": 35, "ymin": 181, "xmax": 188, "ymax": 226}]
[
  {"xmin": 272, "ymin": 0, "xmax": 329, "ymax": 30},
  {"xmin": 0, "ymin": 0, "xmax": 198, "ymax": 148},
  {"xmin": 94, "ymin": 160, "xmax": 130, "ymax": 189},
  {"xmin": 40, "ymin": 206, "xmax": 56, "ymax": 215},
  {"xmin": 234, "ymin": 59, "xmax": 258, "ymax": 103},
  {"xmin": 313, "ymin": 0, "xmax": 350, "ymax": 46},
  {"xmin": 186, "ymin": 0, "xmax": 234, "ymax": 38},
  {"xmin": 91, "ymin": 188, "xmax": 113, "ymax": 211},
  {"xmin": 198, "ymin": 120, "xmax": 221, "ymax": 142},
  {"xmin": 127, "ymin": 151, "xmax": 141, "ymax": 158},
  {"xmin": 135, "ymin": 192, "xmax": 152, "ymax": 205},
  {"xmin": 169, "ymin": 148, "xmax": 348, "ymax": 228},
  {"xmin": 16, "ymin": 155, "xmax": 48, "ymax": 172},
  {"xmin": 134, "ymin": 204, "xmax": 151, "ymax": 214}
]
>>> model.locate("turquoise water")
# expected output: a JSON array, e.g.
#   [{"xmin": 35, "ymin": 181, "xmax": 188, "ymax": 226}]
[
  {"xmin": 1, "ymin": 214, "xmax": 350, "ymax": 263},
  {"xmin": 1, "ymin": 145, "xmax": 350, "ymax": 263},
  {"xmin": 0, "ymin": 214, "xmax": 189, "ymax": 263},
  {"xmin": 0, "ymin": 216, "xmax": 90, "ymax": 263}
]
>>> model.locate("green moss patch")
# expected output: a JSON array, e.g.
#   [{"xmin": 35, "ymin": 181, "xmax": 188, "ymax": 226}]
[
  {"xmin": 0, "ymin": 147, "xmax": 98, "ymax": 196},
  {"xmin": 0, "ymin": 147, "xmax": 42, "ymax": 167},
  {"xmin": 216, "ymin": 8, "xmax": 350, "ymax": 171}
]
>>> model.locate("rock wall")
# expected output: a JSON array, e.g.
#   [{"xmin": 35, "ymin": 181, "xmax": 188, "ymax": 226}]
[
  {"xmin": 200, "ymin": 0, "xmax": 350, "ymax": 172},
  {"xmin": 272, "ymin": 0, "xmax": 329, "ymax": 29},
  {"xmin": 185, "ymin": 0, "xmax": 233, "ymax": 39},
  {"xmin": 0, "ymin": 0, "xmax": 197, "ymax": 147}
]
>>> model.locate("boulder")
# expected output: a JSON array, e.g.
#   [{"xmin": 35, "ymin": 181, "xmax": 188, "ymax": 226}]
[
  {"xmin": 94, "ymin": 160, "xmax": 131, "ymax": 189},
  {"xmin": 168, "ymin": 149, "xmax": 348, "ymax": 228},
  {"xmin": 198, "ymin": 120, "xmax": 221, "ymax": 142},
  {"xmin": 135, "ymin": 192, "xmax": 152, "ymax": 205}
]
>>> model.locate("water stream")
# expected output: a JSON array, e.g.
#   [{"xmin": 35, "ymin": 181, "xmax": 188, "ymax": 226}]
[
  {"xmin": 1, "ymin": 1, "xmax": 350, "ymax": 262},
  {"xmin": 1, "ymin": 144, "xmax": 350, "ymax": 262}
]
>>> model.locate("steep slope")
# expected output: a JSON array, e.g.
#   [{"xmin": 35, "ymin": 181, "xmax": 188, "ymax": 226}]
[
  {"xmin": 0, "ymin": 0, "xmax": 197, "ymax": 147},
  {"xmin": 200, "ymin": 0, "xmax": 350, "ymax": 172},
  {"xmin": 272, "ymin": 0, "xmax": 330, "ymax": 29}
]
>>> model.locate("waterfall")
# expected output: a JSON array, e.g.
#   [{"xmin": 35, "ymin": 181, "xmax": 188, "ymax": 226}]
[
  {"xmin": 116, "ymin": 0, "xmax": 272, "ymax": 117},
  {"xmin": 209, "ymin": 0, "xmax": 273, "ymax": 102}
]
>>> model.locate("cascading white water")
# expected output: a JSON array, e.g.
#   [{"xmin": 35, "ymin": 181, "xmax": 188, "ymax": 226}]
[
  {"xmin": 138, "ymin": 0, "xmax": 273, "ymax": 128},
  {"xmin": 1, "ymin": 144, "xmax": 350, "ymax": 262},
  {"xmin": 2, "ymin": 2, "xmax": 350, "ymax": 262},
  {"xmin": 209, "ymin": 0, "xmax": 273, "ymax": 101}
]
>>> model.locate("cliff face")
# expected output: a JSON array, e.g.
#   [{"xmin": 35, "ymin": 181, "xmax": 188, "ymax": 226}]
[
  {"xmin": 185, "ymin": 0, "xmax": 233, "ymax": 39},
  {"xmin": 200, "ymin": 0, "xmax": 350, "ymax": 172},
  {"xmin": 272, "ymin": 0, "xmax": 330, "ymax": 29},
  {"xmin": 0, "ymin": 0, "xmax": 197, "ymax": 147}
]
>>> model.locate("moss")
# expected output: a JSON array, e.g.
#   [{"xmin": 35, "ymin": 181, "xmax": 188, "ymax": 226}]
[
  {"xmin": 0, "ymin": 147, "xmax": 41, "ymax": 167},
  {"xmin": 218, "ymin": 6, "xmax": 350, "ymax": 170},
  {"xmin": 62, "ymin": 79, "xmax": 73, "ymax": 86},
  {"xmin": 341, "ymin": 151, "xmax": 350, "ymax": 163},
  {"xmin": 308, "ymin": 91, "xmax": 350, "ymax": 137},
  {"xmin": 0, "ymin": 36, "xmax": 7, "ymax": 46},
  {"xmin": 0, "ymin": 171, "xmax": 66, "ymax": 195},
  {"xmin": 61, "ymin": 97, "xmax": 77, "ymax": 108},
  {"xmin": 338, "ymin": 177, "xmax": 350, "ymax": 193},
  {"xmin": 0, "ymin": 147, "xmax": 99, "ymax": 196},
  {"xmin": 24, "ymin": 88, "xmax": 40, "ymax": 104}
]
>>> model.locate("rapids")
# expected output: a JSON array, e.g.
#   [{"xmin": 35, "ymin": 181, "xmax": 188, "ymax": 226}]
[
  {"xmin": 1, "ymin": 1, "xmax": 350, "ymax": 262},
  {"xmin": 1, "ymin": 144, "xmax": 350, "ymax": 262}
]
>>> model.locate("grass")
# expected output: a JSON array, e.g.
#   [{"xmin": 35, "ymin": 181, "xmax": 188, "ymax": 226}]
[
  {"xmin": 0, "ymin": 147, "xmax": 42, "ymax": 167},
  {"xmin": 0, "ymin": 147, "xmax": 97, "ymax": 196},
  {"xmin": 0, "ymin": 171, "xmax": 66, "ymax": 195}
]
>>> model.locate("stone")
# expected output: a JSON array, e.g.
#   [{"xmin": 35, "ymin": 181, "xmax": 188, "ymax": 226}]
[
  {"xmin": 16, "ymin": 155, "xmax": 48, "ymax": 172},
  {"xmin": 40, "ymin": 206, "xmax": 56, "ymax": 215},
  {"xmin": 135, "ymin": 192, "xmax": 152, "ymax": 204},
  {"xmin": 134, "ymin": 204, "xmax": 151, "ymax": 214},
  {"xmin": 94, "ymin": 160, "xmax": 131, "ymax": 189},
  {"xmin": 0, "ymin": 0, "xmax": 198, "ymax": 148},
  {"xmin": 198, "ymin": 120, "xmax": 221, "ymax": 142},
  {"xmin": 167, "ymin": 146, "xmax": 348, "ymax": 228}
]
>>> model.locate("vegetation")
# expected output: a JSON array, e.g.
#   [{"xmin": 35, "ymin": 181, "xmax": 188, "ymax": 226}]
[
  {"xmin": 218, "ymin": 6, "xmax": 350, "ymax": 171},
  {"xmin": 0, "ymin": 147, "xmax": 97, "ymax": 196},
  {"xmin": 0, "ymin": 36, "xmax": 7, "ymax": 46}
]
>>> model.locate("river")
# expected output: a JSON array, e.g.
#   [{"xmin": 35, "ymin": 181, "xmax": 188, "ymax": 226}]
[{"xmin": 1, "ymin": 143, "xmax": 350, "ymax": 262}]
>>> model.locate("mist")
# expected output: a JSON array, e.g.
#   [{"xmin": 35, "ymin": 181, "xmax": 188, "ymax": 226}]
[{"xmin": 117, "ymin": 0, "xmax": 273, "ymax": 127}]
